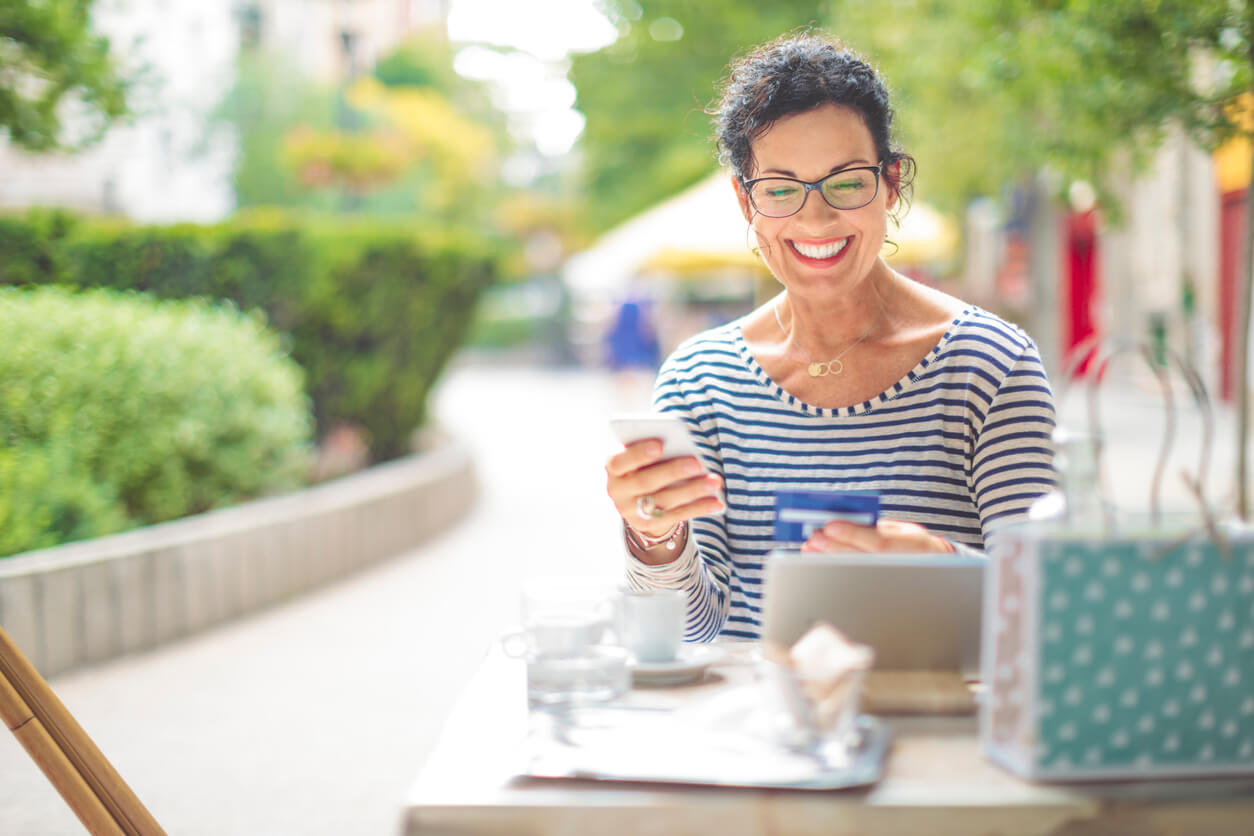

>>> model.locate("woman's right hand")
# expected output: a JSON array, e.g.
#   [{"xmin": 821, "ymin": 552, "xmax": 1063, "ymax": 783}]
[{"xmin": 605, "ymin": 440, "xmax": 725, "ymax": 540}]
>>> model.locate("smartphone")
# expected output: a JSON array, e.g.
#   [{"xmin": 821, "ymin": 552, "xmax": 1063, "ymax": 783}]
[{"xmin": 609, "ymin": 412, "xmax": 707, "ymax": 471}]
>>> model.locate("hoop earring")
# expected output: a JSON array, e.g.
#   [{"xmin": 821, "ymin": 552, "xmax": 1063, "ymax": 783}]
[{"xmin": 882, "ymin": 219, "xmax": 901, "ymax": 257}]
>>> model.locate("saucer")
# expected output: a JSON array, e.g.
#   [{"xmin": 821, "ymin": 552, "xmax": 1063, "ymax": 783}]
[{"xmin": 629, "ymin": 645, "xmax": 726, "ymax": 686}]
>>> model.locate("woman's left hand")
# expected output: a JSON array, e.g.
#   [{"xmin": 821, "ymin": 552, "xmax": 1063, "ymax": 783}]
[{"xmin": 801, "ymin": 518, "xmax": 955, "ymax": 553}]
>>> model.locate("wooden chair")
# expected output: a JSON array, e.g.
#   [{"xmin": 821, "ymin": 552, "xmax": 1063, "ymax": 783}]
[{"xmin": 0, "ymin": 627, "xmax": 165, "ymax": 835}]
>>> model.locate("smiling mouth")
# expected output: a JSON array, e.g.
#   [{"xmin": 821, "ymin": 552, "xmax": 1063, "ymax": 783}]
[{"xmin": 790, "ymin": 238, "xmax": 849, "ymax": 260}]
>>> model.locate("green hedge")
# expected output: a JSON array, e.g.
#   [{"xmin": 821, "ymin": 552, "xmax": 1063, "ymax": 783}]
[
  {"xmin": 0, "ymin": 209, "xmax": 500, "ymax": 460},
  {"xmin": 0, "ymin": 287, "xmax": 313, "ymax": 557}
]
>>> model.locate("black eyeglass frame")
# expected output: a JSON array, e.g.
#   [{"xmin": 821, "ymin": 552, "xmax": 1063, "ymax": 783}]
[{"xmin": 741, "ymin": 164, "xmax": 884, "ymax": 218}]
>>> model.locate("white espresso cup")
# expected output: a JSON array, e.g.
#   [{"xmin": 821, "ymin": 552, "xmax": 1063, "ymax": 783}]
[
  {"xmin": 618, "ymin": 588, "xmax": 685, "ymax": 663},
  {"xmin": 503, "ymin": 578, "xmax": 616, "ymax": 657}
]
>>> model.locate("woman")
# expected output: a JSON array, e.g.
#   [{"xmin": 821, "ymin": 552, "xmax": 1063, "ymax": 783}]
[{"xmin": 604, "ymin": 33, "xmax": 1056, "ymax": 641}]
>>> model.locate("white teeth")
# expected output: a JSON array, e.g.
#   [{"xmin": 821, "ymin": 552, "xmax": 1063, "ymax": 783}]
[{"xmin": 792, "ymin": 238, "xmax": 848, "ymax": 259}]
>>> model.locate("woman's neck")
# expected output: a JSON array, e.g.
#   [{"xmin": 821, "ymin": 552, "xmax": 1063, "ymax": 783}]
[{"xmin": 776, "ymin": 265, "xmax": 897, "ymax": 359}]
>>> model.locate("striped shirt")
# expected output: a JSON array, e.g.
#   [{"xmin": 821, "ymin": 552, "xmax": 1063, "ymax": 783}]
[{"xmin": 625, "ymin": 305, "xmax": 1056, "ymax": 641}]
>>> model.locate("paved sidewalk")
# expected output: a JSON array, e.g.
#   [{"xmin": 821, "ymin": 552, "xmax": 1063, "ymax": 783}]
[{"xmin": 0, "ymin": 362, "xmax": 1243, "ymax": 834}]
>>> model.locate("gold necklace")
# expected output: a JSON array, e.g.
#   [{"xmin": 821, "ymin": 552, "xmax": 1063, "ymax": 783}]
[{"xmin": 773, "ymin": 295, "xmax": 882, "ymax": 378}]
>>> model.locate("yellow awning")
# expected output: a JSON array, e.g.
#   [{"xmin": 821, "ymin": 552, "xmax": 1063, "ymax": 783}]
[
  {"xmin": 1214, "ymin": 93, "xmax": 1254, "ymax": 194},
  {"xmin": 1216, "ymin": 137, "xmax": 1251, "ymax": 194},
  {"xmin": 642, "ymin": 247, "xmax": 768, "ymax": 276},
  {"xmin": 883, "ymin": 202, "xmax": 958, "ymax": 266}
]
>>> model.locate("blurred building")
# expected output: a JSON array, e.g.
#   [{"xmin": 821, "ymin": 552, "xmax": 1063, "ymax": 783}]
[
  {"xmin": 961, "ymin": 131, "xmax": 1222, "ymax": 395},
  {"xmin": 0, "ymin": 0, "xmax": 446, "ymax": 223},
  {"xmin": 241, "ymin": 0, "xmax": 448, "ymax": 81},
  {"xmin": 1099, "ymin": 129, "xmax": 1218, "ymax": 391},
  {"xmin": 1213, "ymin": 115, "xmax": 1254, "ymax": 403}
]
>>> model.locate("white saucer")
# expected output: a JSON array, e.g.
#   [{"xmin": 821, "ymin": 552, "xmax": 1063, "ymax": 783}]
[{"xmin": 629, "ymin": 645, "xmax": 726, "ymax": 686}]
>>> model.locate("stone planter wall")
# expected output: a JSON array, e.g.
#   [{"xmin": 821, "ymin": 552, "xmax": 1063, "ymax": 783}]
[{"xmin": 0, "ymin": 436, "xmax": 476, "ymax": 678}]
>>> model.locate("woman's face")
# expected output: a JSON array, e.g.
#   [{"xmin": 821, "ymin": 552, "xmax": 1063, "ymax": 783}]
[{"xmin": 735, "ymin": 103, "xmax": 894, "ymax": 303}]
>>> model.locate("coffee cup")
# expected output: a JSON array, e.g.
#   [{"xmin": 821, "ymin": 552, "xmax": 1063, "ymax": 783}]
[
  {"xmin": 504, "ymin": 577, "xmax": 615, "ymax": 653},
  {"xmin": 617, "ymin": 588, "xmax": 685, "ymax": 663}
]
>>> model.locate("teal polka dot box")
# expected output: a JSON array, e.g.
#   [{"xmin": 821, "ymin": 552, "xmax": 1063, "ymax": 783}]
[{"xmin": 982, "ymin": 524, "xmax": 1254, "ymax": 780}]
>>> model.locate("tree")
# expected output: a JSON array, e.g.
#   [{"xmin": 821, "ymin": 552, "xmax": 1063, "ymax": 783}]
[
  {"xmin": 836, "ymin": 0, "xmax": 1254, "ymax": 513},
  {"xmin": 834, "ymin": 1, "xmax": 1246, "ymax": 211},
  {"xmin": 568, "ymin": 0, "xmax": 828, "ymax": 236},
  {"xmin": 217, "ymin": 30, "xmax": 504, "ymax": 224},
  {"xmin": 0, "ymin": 0, "xmax": 129, "ymax": 151},
  {"xmin": 825, "ymin": 1, "xmax": 1034, "ymax": 216},
  {"xmin": 359, "ymin": 31, "xmax": 508, "ymax": 224},
  {"xmin": 214, "ymin": 51, "xmax": 340, "ymax": 211},
  {"xmin": 373, "ymin": 30, "xmax": 501, "ymax": 127},
  {"xmin": 283, "ymin": 76, "xmax": 499, "ymax": 222}
]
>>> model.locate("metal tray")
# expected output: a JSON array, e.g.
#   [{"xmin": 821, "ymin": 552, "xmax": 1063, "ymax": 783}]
[{"xmin": 520, "ymin": 705, "xmax": 892, "ymax": 791}]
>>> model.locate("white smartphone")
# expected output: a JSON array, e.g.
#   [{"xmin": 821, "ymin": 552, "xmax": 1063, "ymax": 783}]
[{"xmin": 609, "ymin": 412, "xmax": 707, "ymax": 470}]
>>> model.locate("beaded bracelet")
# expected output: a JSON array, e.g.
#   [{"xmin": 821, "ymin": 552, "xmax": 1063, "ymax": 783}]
[{"xmin": 624, "ymin": 519, "xmax": 686, "ymax": 552}]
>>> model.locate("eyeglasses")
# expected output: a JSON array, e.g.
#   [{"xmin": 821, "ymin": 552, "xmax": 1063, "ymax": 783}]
[{"xmin": 742, "ymin": 165, "xmax": 882, "ymax": 218}]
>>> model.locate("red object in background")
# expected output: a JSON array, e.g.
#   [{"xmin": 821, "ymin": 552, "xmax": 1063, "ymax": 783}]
[
  {"xmin": 1064, "ymin": 210, "xmax": 1100, "ymax": 376},
  {"xmin": 1219, "ymin": 189, "xmax": 1244, "ymax": 402}
]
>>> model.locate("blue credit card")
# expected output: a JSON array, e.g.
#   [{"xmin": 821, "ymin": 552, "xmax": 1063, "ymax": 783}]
[{"xmin": 773, "ymin": 490, "xmax": 880, "ymax": 545}]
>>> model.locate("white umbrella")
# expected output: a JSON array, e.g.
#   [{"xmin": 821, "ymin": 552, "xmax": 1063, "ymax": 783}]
[{"xmin": 563, "ymin": 171, "xmax": 752, "ymax": 298}]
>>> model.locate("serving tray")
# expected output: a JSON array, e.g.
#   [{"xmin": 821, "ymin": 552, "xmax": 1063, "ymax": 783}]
[{"xmin": 520, "ymin": 702, "xmax": 892, "ymax": 791}]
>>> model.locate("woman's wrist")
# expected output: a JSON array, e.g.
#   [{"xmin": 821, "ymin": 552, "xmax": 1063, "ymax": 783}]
[{"xmin": 624, "ymin": 519, "xmax": 688, "ymax": 564}]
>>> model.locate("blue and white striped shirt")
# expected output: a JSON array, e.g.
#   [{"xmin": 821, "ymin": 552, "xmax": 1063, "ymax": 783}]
[{"xmin": 625, "ymin": 306, "xmax": 1056, "ymax": 641}]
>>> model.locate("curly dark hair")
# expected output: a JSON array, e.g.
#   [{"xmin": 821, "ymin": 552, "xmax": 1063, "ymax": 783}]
[{"xmin": 711, "ymin": 32, "xmax": 916, "ymax": 222}]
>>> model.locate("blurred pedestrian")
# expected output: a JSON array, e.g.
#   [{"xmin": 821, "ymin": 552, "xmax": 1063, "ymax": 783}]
[{"xmin": 605, "ymin": 294, "xmax": 661, "ymax": 408}]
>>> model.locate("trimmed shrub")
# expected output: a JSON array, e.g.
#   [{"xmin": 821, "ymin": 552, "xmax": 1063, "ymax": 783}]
[
  {"xmin": 294, "ymin": 219, "xmax": 491, "ymax": 457},
  {"xmin": 0, "ymin": 210, "xmax": 500, "ymax": 460},
  {"xmin": 0, "ymin": 210, "xmax": 74, "ymax": 287},
  {"xmin": 0, "ymin": 287, "xmax": 313, "ymax": 556},
  {"xmin": 0, "ymin": 441, "xmax": 129, "ymax": 557}
]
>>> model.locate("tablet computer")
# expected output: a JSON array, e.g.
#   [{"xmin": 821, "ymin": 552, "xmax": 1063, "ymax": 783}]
[{"xmin": 760, "ymin": 550, "xmax": 984, "ymax": 677}]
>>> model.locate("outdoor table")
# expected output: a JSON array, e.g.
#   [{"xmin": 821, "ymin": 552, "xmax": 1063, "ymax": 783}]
[{"xmin": 403, "ymin": 642, "xmax": 1254, "ymax": 836}]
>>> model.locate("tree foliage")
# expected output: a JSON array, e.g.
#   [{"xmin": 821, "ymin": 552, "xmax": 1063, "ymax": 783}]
[
  {"xmin": 568, "ymin": 0, "xmax": 828, "ymax": 235},
  {"xmin": 275, "ymin": 74, "xmax": 500, "ymax": 205},
  {"xmin": 215, "ymin": 51, "xmax": 341, "ymax": 211},
  {"xmin": 832, "ymin": 0, "xmax": 1252, "ymax": 211},
  {"xmin": 281, "ymin": 123, "xmax": 412, "ymax": 193},
  {"xmin": 0, "ymin": 0, "xmax": 129, "ymax": 151},
  {"xmin": 373, "ymin": 29, "xmax": 502, "ymax": 126},
  {"xmin": 343, "ymin": 76, "xmax": 499, "ymax": 217},
  {"xmin": 218, "ymin": 30, "xmax": 505, "ymax": 224}
]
